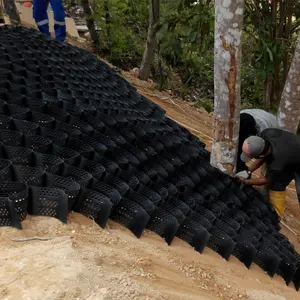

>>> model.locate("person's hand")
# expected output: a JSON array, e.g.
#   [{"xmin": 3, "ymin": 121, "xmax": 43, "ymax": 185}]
[
  {"xmin": 236, "ymin": 176, "xmax": 247, "ymax": 183},
  {"xmin": 235, "ymin": 170, "xmax": 251, "ymax": 179}
]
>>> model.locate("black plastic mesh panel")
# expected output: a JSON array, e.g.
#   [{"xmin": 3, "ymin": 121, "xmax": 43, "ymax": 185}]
[{"xmin": 0, "ymin": 26, "xmax": 298, "ymax": 289}]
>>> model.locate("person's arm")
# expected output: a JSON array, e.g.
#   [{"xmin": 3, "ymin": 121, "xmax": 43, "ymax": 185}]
[
  {"xmin": 238, "ymin": 176, "xmax": 270, "ymax": 186},
  {"xmin": 247, "ymin": 157, "xmax": 266, "ymax": 173}
]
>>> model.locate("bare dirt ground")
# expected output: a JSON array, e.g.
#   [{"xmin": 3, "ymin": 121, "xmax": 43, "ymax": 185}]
[{"xmin": 1, "ymin": 28, "xmax": 300, "ymax": 299}]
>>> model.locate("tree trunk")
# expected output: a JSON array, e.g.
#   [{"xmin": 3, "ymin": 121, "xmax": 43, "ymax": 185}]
[
  {"xmin": 139, "ymin": 0, "xmax": 160, "ymax": 81},
  {"xmin": 263, "ymin": 76, "xmax": 271, "ymax": 111},
  {"xmin": 0, "ymin": 2, "xmax": 5, "ymax": 24},
  {"xmin": 3, "ymin": 0, "xmax": 20, "ymax": 25},
  {"xmin": 210, "ymin": 0, "xmax": 245, "ymax": 176},
  {"xmin": 104, "ymin": 0, "xmax": 111, "ymax": 54},
  {"xmin": 277, "ymin": 32, "xmax": 300, "ymax": 133},
  {"xmin": 81, "ymin": 0, "xmax": 100, "ymax": 54}
]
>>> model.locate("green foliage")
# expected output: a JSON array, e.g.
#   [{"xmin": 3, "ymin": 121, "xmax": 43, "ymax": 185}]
[
  {"xmin": 93, "ymin": 0, "xmax": 148, "ymax": 68},
  {"xmin": 89, "ymin": 0, "xmax": 298, "ymax": 110},
  {"xmin": 194, "ymin": 99, "xmax": 213, "ymax": 114}
]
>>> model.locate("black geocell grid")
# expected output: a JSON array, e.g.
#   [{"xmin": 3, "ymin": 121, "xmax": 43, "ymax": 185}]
[{"xmin": 0, "ymin": 26, "xmax": 299, "ymax": 290}]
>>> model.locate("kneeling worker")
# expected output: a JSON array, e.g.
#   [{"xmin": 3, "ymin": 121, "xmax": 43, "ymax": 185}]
[
  {"xmin": 237, "ymin": 109, "xmax": 279, "ymax": 173},
  {"xmin": 237, "ymin": 128, "xmax": 300, "ymax": 217}
]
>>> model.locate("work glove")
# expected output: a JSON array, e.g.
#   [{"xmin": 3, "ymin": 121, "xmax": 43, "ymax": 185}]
[{"xmin": 235, "ymin": 170, "xmax": 251, "ymax": 179}]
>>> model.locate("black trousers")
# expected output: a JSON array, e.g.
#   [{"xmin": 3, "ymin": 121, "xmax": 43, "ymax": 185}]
[{"xmin": 236, "ymin": 113, "xmax": 258, "ymax": 173}]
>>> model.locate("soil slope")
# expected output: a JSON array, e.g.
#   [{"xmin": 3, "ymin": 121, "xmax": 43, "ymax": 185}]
[{"xmin": 1, "ymin": 45, "xmax": 300, "ymax": 300}]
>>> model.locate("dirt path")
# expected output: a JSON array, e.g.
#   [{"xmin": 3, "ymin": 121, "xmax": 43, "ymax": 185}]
[
  {"xmin": 1, "ymin": 41, "xmax": 300, "ymax": 300},
  {"xmin": 1, "ymin": 213, "xmax": 300, "ymax": 300}
]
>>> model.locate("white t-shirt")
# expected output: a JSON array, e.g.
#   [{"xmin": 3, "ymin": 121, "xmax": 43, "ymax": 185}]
[{"xmin": 241, "ymin": 109, "xmax": 279, "ymax": 134}]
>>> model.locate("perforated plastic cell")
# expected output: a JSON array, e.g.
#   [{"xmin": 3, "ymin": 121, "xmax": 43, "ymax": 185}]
[
  {"xmin": 2, "ymin": 144, "xmax": 34, "ymax": 165},
  {"xmin": 111, "ymin": 199, "xmax": 150, "ymax": 238},
  {"xmin": 207, "ymin": 227, "xmax": 236, "ymax": 261},
  {"xmin": 0, "ymin": 114, "xmax": 12, "ymax": 130},
  {"xmin": 117, "ymin": 169, "xmax": 139, "ymax": 190},
  {"xmin": 254, "ymin": 242, "xmax": 282, "ymax": 277},
  {"xmin": 29, "ymin": 111, "xmax": 55, "ymax": 128},
  {"xmin": 0, "ymin": 198, "xmax": 22, "ymax": 229},
  {"xmin": 103, "ymin": 174, "xmax": 130, "ymax": 197},
  {"xmin": 28, "ymin": 186, "xmax": 68, "ymax": 223},
  {"xmin": 220, "ymin": 189, "xmax": 242, "ymax": 209},
  {"xmin": 13, "ymin": 165, "xmax": 45, "ymax": 186},
  {"xmin": 13, "ymin": 119, "xmax": 39, "ymax": 135},
  {"xmin": 51, "ymin": 144, "xmax": 81, "ymax": 165},
  {"xmin": 194, "ymin": 205, "xmax": 216, "ymax": 224},
  {"xmin": 55, "ymin": 121, "xmax": 81, "ymax": 138},
  {"xmin": 102, "ymin": 127, "xmax": 127, "ymax": 146},
  {"xmin": 124, "ymin": 143, "xmax": 147, "ymax": 163},
  {"xmin": 0, "ymin": 103, "xmax": 29, "ymax": 119},
  {"xmin": 262, "ymin": 237, "xmax": 297, "ymax": 284},
  {"xmin": 0, "ymin": 129, "xmax": 23, "ymax": 143},
  {"xmin": 40, "ymin": 127, "xmax": 68, "ymax": 147},
  {"xmin": 231, "ymin": 210, "xmax": 250, "ymax": 225},
  {"xmin": 176, "ymin": 218, "xmax": 211, "ymax": 253},
  {"xmin": 140, "ymin": 165, "xmax": 158, "ymax": 180},
  {"xmin": 239, "ymin": 225, "xmax": 262, "ymax": 243},
  {"xmin": 92, "ymin": 180, "xmax": 122, "ymax": 208},
  {"xmin": 221, "ymin": 215, "xmax": 241, "ymax": 232},
  {"xmin": 44, "ymin": 103, "xmax": 69, "ymax": 122},
  {"xmin": 111, "ymin": 147, "xmax": 140, "ymax": 168},
  {"xmin": 73, "ymin": 188, "xmax": 112, "ymax": 228},
  {"xmin": 188, "ymin": 211, "xmax": 212, "ymax": 231},
  {"xmin": 34, "ymin": 152, "xmax": 64, "ymax": 174},
  {"xmin": 147, "ymin": 207, "xmax": 179, "ymax": 245},
  {"xmin": 204, "ymin": 200, "xmax": 229, "ymax": 217},
  {"xmin": 66, "ymin": 138, "xmax": 94, "ymax": 159},
  {"xmin": 179, "ymin": 165, "xmax": 201, "ymax": 185},
  {"xmin": 0, "ymin": 181, "xmax": 28, "ymax": 221},
  {"xmin": 214, "ymin": 219, "xmax": 238, "ymax": 238},
  {"xmin": 68, "ymin": 115, "xmax": 93, "ymax": 135},
  {"xmin": 46, "ymin": 173, "xmax": 80, "ymax": 210},
  {"xmin": 82, "ymin": 160, "xmax": 106, "ymax": 179},
  {"xmin": 62, "ymin": 164, "xmax": 93, "ymax": 187},
  {"xmin": 94, "ymin": 156, "xmax": 120, "ymax": 175},
  {"xmin": 168, "ymin": 197, "xmax": 190, "ymax": 216},
  {"xmin": 171, "ymin": 175, "xmax": 195, "ymax": 193},
  {"xmin": 250, "ymin": 215, "xmax": 270, "ymax": 233},
  {"xmin": 0, "ymin": 158, "xmax": 13, "ymax": 181},
  {"xmin": 127, "ymin": 190, "xmax": 156, "ymax": 216},
  {"xmin": 293, "ymin": 268, "xmax": 300, "ymax": 291},
  {"xmin": 78, "ymin": 135, "xmax": 107, "ymax": 155},
  {"xmin": 138, "ymin": 186, "xmax": 162, "ymax": 206},
  {"xmin": 232, "ymin": 240, "xmax": 257, "ymax": 269},
  {"xmin": 118, "ymin": 127, "xmax": 137, "ymax": 143},
  {"xmin": 195, "ymin": 184, "xmax": 217, "ymax": 201},
  {"xmin": 160, "ymin": 202, "xmax": 185, "ymax": 224}
]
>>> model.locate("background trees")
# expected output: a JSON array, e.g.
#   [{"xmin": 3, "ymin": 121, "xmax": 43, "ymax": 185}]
[{"xmin": 72, "ymin": 0, "xmax": 299, "ymax": 113}]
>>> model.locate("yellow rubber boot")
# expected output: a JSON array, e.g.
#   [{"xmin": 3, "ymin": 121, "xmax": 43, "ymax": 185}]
[{"xmin": 269, "ymin": 190, "xmax": 286, "ymax": 217}]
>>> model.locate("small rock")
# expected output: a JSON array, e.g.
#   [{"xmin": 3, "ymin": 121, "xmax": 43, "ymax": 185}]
[
  {"xmin": 76, "ymin": 25, "xmax": 89, "ymax": 33},
  {"xmin": 71, "ymin": 230, "xmax": 75, "ymax": 233},
  {"xmin": 131, "ymin": 68, "xmax": 140, "ymax": 77},
  {"xmin": 84, "ymin": 32, "xmax": 91, "ymax": 39},
  {"xmin": 77, "ymin": 37, "xmax": 87, "ymax": 43}
]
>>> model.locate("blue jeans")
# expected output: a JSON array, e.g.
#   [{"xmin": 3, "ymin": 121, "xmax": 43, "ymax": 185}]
[{"xmin": 33, "ymin": 0, "xmax": 66, "ymax": 41}]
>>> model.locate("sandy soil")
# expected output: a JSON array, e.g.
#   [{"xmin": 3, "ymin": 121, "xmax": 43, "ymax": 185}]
[{"xmin": 1, "ymin": 38, "xmax": 300, "ymax": 299}]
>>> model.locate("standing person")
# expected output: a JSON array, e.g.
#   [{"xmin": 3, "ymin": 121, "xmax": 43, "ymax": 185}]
[
  {"xmin": 237, "ymin": 128, "xmax": 300, "ymax": 217},
  {"xmin": 33, "ymin": 0, "xmax": 66, "ymax": 41},
  {"xmin": 236, "ymin": 109, "xmax": 279, "ymax": 173}
]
